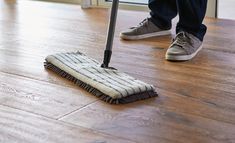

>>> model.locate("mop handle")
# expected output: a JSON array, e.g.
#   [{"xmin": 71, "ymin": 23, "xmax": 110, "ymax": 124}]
[{"xmin": 101, "ymin": 0, "xmax": 119, "ymax": 68}]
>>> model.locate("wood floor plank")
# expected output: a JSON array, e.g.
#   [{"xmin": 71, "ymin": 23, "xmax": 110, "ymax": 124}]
[
  {"xmin": 60, "ymin": 101, "xmax": 235, "ymax": 143},
  {"xmin": 0, "ymin": 71, "xmax": 97, "ymax": 119},
  {"xmin": 0, "ymin": 105, "xmax": 135, "ymax": 143},
  {"xmin": 150, "ymin": 89, "xmax": 235, "ymax": 124}
]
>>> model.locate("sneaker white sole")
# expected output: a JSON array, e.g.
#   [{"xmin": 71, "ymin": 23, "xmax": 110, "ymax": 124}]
[
  {"xmin": 165, "ymin": 45, "xmax": 203, "ymax": 61},
  {"xmin": 120, "ymin": 30, "xmax": 171, "ymax": 40}
]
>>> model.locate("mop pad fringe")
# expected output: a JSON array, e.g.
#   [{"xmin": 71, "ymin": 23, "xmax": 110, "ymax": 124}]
[{"xmin": 44, "ymin": 61, "xmax": 157, "ymax": 104}]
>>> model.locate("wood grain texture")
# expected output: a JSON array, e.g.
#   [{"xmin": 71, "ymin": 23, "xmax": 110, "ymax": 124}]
[
  {"xmin": 0, "ymin": 105, "xmax": 135, "ymax": 143},
  {"xmin": 61, "ymin": 101, "xmax": 235, "ymax": 143},
  {"xmin": 0, "ymin": 0, "xmax": 235, "ymax": 143},
  {"xmin": 0, "ymin": 71, "xmax": 97, "ymax": 119}
]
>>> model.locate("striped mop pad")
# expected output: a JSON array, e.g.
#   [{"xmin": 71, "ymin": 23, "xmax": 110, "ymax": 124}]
[{"xmin": 44, "ymin": 52, "xmax": 158, "ymax": 104}]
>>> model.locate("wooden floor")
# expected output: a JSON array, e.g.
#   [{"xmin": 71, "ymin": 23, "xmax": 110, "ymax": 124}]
[{"xmin": 0, "ymin": 0, "xmax": 235, "ymax": 143}]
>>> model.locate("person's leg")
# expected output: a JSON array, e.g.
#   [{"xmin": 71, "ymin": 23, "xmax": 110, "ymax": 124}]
[
  {"xmin": 165, "ymin": 0, "xmax": 208, "ymax": 61},
  {"xmin": 149, "ymin": 0, "xmax": 178, "ymax": 30},
  {"xmin": 120, "ymin": 0, "xmax": 177, "ymax": 40},
  {"xmin": 176, "ymin": 0, "xmax": 208, "ymax": 41}
]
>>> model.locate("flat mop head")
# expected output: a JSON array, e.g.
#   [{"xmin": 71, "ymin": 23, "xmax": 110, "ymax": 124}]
[{"xmin": 44, "ymin": 52, "xmax": 158, "ymax": 104}]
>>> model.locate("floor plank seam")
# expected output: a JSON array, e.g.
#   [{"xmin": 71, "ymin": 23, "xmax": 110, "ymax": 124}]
[
  {"xmin": 156, "ymin": 81, "xmax": 235, "ymax": 98},
  {"xmin": 0, "ymin": 70, "xmax": 82, "ymax": 90},
  {"xmin": 0, "ymin": 103, "xmax": 53, "ymax": 120},
  {"xmin": 56, "ymin": 100, "xmax": 98, "ymax": 120}
]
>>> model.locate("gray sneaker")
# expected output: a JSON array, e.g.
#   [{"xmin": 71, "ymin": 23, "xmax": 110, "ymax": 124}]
[
  {"xmin": 120, "ymin": 18, "xmax": 171, "ymax": 40},
  {"xmin": 165, "ymin": 32, "xmax": 203, "ymax": 61}
]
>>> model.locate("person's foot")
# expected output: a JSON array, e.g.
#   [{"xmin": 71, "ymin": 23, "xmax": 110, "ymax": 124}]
[
  {"xmin": 120, "ymin": 18, "xmax": 171, "ymax": 40},
  {"xmin": 165, "ymin": 32, "xmax": 203, "ymax": 61}
]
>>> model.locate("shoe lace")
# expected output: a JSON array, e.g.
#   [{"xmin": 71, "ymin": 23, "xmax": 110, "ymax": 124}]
[
  {"xmin": 138, "ymin": 18, "xmax": 149, "ymax": 27},
  {"xmin": 172, "ymin": 32, "xmax": 190, "ymax": 47},
  {"xmin": 130, "ymin": 18, "xmax": 150, "ymax": 29},
  {"xmin": 134, "ymin": 18, "xmax": 150, "ymax": 32}
]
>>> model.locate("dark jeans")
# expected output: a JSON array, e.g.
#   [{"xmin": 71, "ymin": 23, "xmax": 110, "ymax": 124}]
[{"xmin": 148, "ymin": 0, "xmax": 208, "ymax": 41}]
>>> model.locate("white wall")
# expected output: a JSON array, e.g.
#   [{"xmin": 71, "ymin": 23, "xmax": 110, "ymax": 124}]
[{"xmin": 218, "ymin": 0, "xmax": 235, "ymax": 20}]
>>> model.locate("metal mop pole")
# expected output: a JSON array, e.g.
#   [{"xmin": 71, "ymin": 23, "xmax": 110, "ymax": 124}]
[{"xmin": 101, "ymin": 0, "xmax": 119, "ymax": 68}]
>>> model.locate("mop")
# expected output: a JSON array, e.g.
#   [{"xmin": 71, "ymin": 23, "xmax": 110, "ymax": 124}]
[{"xmin": 44, "ymin": 0, "xmax": 158, "ymax": 104}]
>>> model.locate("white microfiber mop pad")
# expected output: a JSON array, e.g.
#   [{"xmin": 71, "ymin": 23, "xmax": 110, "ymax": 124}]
[{"xmin": 45, "ymin": 52, "xmax": 157, "ymax": 104}]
